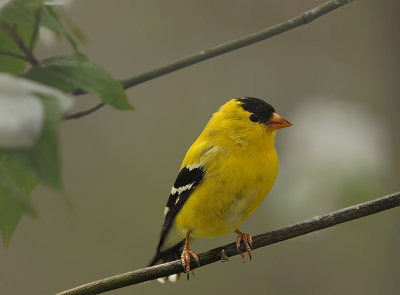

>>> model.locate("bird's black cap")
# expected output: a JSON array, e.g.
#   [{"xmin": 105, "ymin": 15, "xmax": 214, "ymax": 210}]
[{"xmin": 238, "ymin": 97, "xmax": 275, "ymax": 124}]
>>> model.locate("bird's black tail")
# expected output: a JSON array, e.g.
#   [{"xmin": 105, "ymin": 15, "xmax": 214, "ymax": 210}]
[
  {"xmin": 148, "ymin": 240, "xmax": 185, "ymax": 266},
  {"xmin": 148, "ymin": 240, "xmax": 185, "ymax": 283}
]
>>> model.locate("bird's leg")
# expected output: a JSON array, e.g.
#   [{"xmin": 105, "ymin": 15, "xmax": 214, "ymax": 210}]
[
  {"xmin": 235, "ymin": 229, "xmax": 253, "ymax": 262},
  {"xmin": 181, "ymin": 232, "xmax": 200, "ymax": 279}
]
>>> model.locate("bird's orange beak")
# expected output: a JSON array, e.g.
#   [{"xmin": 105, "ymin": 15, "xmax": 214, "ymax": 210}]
[{"xmin": 268, "ymin": 113, "xmax": 292, "ymax": 131}]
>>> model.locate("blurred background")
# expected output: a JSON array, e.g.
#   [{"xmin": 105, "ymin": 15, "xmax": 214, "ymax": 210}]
[{"xmin": 1, "ymin": 0, "xmax": 399, "ymax": 294}]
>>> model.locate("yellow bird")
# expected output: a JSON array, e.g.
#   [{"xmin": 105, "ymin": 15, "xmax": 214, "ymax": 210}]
[{"xmin": 149, "ymin": 97, "xmax": 291, "ymax": 280}]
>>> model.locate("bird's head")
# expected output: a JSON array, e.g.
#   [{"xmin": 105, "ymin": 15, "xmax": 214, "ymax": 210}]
[
  {"xmin": 235, "ymin": 97, "xmax": 292, "ymax": 132},
  {"xmin": 213, "ymin": 97, "xmax": 291, "ymax": 130},
  {"xmin": 206, "ymin": 97, "xmax": 292, "ymax": 148}
]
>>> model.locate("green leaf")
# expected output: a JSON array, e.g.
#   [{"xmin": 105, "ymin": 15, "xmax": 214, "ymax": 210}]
[
  {"xmin": 0, "ymin": 0, "xmax": 78, "ymax": 49},
  {"xmin": 0, "ymin": 88, "xmax": 66, "ymax": 245},
  {"xmin": 0, "ymin": 0, "xmax": 42, "ymax": 26},
  {"xmin": 0, "ymin": 23, "xmax": 35, "ymax": 74},
  {"xmin": 25, "ymin": 95, "xmax": 62, "ymax": 189},
  {"xmin": 25, "ymin": 52, "xmax": 132, "ymax": 110},
  {"xmin": 0, "ymin": 152, "xmax": 39, "ymax": 246},
  {"xmin": 51, "ymin": 6, "xmax": 87, "ymax": 43},
  {"xmin": 41, "ymin": 6, "xmax": 77, "ymax": 49}
]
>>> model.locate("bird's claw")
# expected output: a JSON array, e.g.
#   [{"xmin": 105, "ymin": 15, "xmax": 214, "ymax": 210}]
[
  {"xmin": 235, "ymin": 230, "xmax": 253, "ymax": 262},
  {"xmin": 181, "ymin": 247, "xmax": 200, "ymax": 279}
]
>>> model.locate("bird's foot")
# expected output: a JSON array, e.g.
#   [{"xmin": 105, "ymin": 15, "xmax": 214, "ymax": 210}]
[
  {"xmin": 235, "ymin": 229, "xmax": 253, "ymax": 262},
  {"xmin": 181, "ymin": 247, "xmax": 200, "ymax": 279}
]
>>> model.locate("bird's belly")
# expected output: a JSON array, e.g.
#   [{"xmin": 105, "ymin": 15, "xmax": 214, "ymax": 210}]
[{"xmin": 174, "ymin": 164, "xmax": 277, "ymax": 238}]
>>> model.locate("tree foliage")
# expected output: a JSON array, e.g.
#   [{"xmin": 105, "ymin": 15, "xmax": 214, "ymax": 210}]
[{"xmin": 0, "ymin": 0, "xmax": 131, "ymax": 245}]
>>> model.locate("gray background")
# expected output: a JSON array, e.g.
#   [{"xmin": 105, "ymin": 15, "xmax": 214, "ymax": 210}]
[{"xmin": 1, "ymin": 1, "xmax": 399, "ymax": 294}]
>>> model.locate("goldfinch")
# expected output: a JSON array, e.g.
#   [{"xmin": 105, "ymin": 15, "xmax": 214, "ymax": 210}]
[{"xmin": 149, "ymin": 97, "xmax": 291, "ymax": 280}]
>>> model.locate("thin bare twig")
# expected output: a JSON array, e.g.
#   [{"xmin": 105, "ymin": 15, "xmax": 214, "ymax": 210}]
[
  {"xmin": 29, "ymin": 7, "xmax": 43, "ymax": 53},
  {"xmin": 66, "ymin": 0, "xmax": 354, "ymax": 119},
  {"xmin": 56, "ymin": 191, "xmax": 400, "ymax": 295},
  {"xmin": 0, "ymin": 50, "xmax": 30, "ymax": 61},
  {"xmin": 2, "ymin": 23, "xmax": 39, "ymax": 65},
  {"xmin": 63, "ymin": 102, "xmax": 105, "ymax": 120}
]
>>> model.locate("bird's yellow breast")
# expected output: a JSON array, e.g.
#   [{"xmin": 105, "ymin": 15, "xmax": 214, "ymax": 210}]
[{"xmin": 174, "ymin": 126, "xmax": 278, "ymax": 238}]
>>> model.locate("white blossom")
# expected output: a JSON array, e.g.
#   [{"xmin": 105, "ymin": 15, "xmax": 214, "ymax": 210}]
[
  {"xmin": 0, "ymin": 73, "xmax": 74, "ymax": 148},
  {"xmin": 0, "ymin": 0, "xmax": 11, "ymax": 9}
]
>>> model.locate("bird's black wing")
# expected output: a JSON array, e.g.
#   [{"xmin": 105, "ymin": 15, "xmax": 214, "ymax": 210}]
[{"xmin": 156, "ymin": 165, "xmax": 205, "ymax": 253}]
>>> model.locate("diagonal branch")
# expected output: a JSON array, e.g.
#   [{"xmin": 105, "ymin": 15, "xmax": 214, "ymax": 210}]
[
  {"xmin": 120, "ymin": 0, "xmax": 353, "ymax": 90},
  {"xmin": 67, "ymin": 0, "xmax": 354, "ymax": 119},
  {"xmin": 56, "ymin": 191, "xmax": 400, "ymax": 295}
]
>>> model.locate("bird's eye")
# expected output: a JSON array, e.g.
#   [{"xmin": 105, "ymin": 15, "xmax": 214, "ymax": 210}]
[{"xmin": 249, "ymin": 114, "xmax": 259, "ymax": 123}]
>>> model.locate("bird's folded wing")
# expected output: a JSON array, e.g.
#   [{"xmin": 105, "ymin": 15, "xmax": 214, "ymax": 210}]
[{"xmin": 157, "ymin": 164, "xmax": 205, "ymax": 251}]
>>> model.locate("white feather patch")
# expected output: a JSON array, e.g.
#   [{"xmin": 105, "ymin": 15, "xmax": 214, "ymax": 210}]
[
  {"xmin": 188, "ymin": 163, "xmax": 200, "ymax": 171},
  {"xmin": 169, "ymin": 274, "xmax": 178, "ymax": 282},
  {"xmin": 163, "ymin": 207, "xmax": 169, "ymax": 217},
  {"xmin": 170, "ymin": 182, "xmax": 194, "ymax": 196},
  {"xmin": 170, "ymin": 186, "xmax": 177, "ymax": 195},
  {"xmin": 178, "ymin": 183, "xmax": 193, "ymax": 194},
  {"xmin": 157, "ymin": 277, "xmax": 166, "ymax": 283}
]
